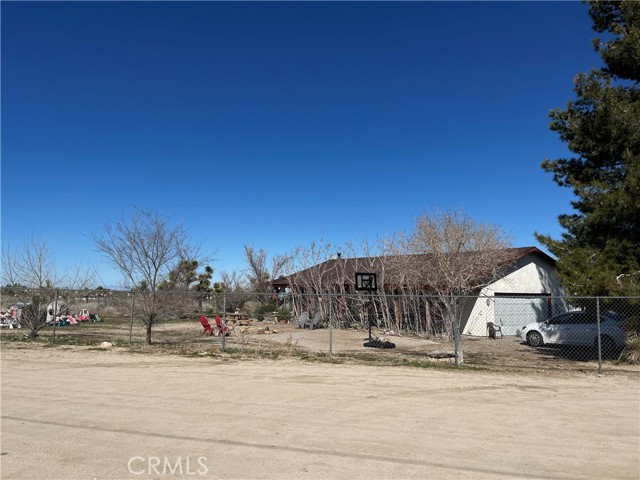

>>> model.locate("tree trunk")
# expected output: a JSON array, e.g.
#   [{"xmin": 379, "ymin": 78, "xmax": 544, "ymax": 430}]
[
  {"xmin": 449, "ymin": 298, "xmax": 464, "ymax": 365},
  {"xmin": 146, "ymin": 322, "xmax": 152, "ymax": 345},
  {"xmin": 394, "ymin": 296, "xmax": 401, "ymax": 332}
]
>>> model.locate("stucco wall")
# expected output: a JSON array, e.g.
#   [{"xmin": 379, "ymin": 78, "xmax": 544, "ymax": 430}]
[{"xmin": 461, "ymin": 253, "xmax": 565, "ymax": 336}]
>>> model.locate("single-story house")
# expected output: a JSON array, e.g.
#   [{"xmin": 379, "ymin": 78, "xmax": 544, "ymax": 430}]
[{"xmin": 272, "ymin": 246, "xmax": 566, "ymax": 336}]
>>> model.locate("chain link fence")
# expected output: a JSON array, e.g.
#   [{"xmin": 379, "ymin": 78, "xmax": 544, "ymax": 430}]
[{"xmin": 1, "ymin": 288, "xmax": 638, "ymax": 374}]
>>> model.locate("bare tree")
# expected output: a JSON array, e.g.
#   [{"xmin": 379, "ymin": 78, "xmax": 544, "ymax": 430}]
[
  {"xmin": 243, "ymin": 246, "xmax": 292, "ymax": 301},
  {"xmin": 1, "ymin": 238, "xmax": 59, "ymax": 337},
  {"xmin": 63, "ymin": 265, "xmax": 99, "ymax": 290},
  {"xmin": 1, "ymin": 245, "xmax": 21, "ymax": 287},
  {"xmin": 2, "ymin": 236, "xmax": 98, "ymax": 290},
  {"xmin": 219, "ymin": 270, "xmax": 247, "ymax": 312},
  {"xmin": 1, "ymin": 236, "xmax": 100, "ymax": 338},
  {"xmin": 92, "ymin": 208, "xmax": 205, "ymax": 344},
  {"xmin": 19, "ymin": 295, "xmax": 51, "ymax": 339},
  {"xmin": 397, "ymin": 209, "xmax": 513, "ymax": 364},
  {"xmin": 286, "ymin": 240, "xmax": 341, "ymax": 316},
  {"xmin": 1, "ymin": 236, "xmax": 59, "ymax": 288}
]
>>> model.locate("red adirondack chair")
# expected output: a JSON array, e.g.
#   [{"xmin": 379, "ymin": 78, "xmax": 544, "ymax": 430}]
[
  {"xmin": 214, "ymin": 315, "xmax": 231, "ymax": 337},
  {"xmin": 199, "ymin": 315, "xmax": 215, "ymax": 336}
]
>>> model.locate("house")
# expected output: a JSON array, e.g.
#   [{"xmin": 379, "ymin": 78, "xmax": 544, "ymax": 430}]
[
  {"xmin": 272, "ymin": 246, "xmax": 565, "ymax": 336},
  {"xmin": 458, "ymin": 248, "xmax": 565, "ymax": 335}
]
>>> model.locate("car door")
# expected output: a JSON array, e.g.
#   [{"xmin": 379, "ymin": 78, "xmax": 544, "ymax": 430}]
[
  {"xmin": 544, "ymin": 313, "xmax": 573, "ymax": 344},
  {"xmin": 577, "ymin": 312, "xmax": 598, "ymax": 345}
]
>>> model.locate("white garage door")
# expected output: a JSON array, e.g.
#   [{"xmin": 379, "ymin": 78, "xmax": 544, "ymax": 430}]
[{"xmin": 494, "ymin": 295, "xmax": 549, "ymax": 335}]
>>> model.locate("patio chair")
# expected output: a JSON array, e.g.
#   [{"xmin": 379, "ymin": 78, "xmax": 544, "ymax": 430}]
[
  {"xmin": 295, "ymin": 311, "xmax": 310, "ymax": 329},
  {"xmin": 199, "ymin": 315, "xmax": 215, "ymax": 336},
  {"xmin": 214, "ymin": 315, "xmax": 232, "ymax": 337},
  {"xmin": 305, "ymin": 312, "xmax": 321, "ymax": 330},
  {"xmin": 487, "ymin": 321, "xmax": 503, "ymax": 339}
]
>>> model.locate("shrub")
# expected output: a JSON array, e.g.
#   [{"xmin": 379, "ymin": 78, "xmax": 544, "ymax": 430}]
[
  {"xmin": 276, "ymin": 306, "xmax": 291, "ymax": 321},
  {"xmin": 618, "ymin": 316, "xmax": 640, "ymax": 364},
  {"xmin": 243, "ymin": 301, "xmax": 261, "ymax": 317},
  {"xmin": 255, "ymin": 303, "xmax": 277, "ymax": 321},
  {"xmin": 618, "ymin": 337, "xmax": 640, "ymax": 364},
  {"xmin": 622, "ymin": 316, "xmax": 640, "ymax": 337}
]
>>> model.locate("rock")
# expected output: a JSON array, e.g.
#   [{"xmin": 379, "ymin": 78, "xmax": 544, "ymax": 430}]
[{"xmin": 100, "ymin": 341, "xmax": 113, "ymax": 349}]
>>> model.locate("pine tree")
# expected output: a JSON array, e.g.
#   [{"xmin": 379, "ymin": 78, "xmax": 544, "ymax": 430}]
[{"xmin": 536, "ymin": 1, "xmax": 640, "ymax": 296}]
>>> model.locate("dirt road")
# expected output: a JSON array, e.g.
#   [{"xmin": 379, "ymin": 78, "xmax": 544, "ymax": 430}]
[{"xmin": 1, "ymin": 345, "xmax": 638, "ymax": 479}]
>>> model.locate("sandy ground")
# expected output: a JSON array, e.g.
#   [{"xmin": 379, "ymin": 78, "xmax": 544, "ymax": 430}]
[
  {"xmin": 1, "ymin": 344, "xmax": 638, "ymax": 480},
  {"xmin": 17, "ymin": 318, "xmax": 640, "ymax": 376}
]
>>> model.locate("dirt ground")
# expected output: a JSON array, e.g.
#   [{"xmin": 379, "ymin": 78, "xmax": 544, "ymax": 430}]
[
  {"xmin": 1, "ymin": 343, "xmax": 638, "ymax": 480},
  {"xmin": 12, "ymin": 318, "xmax": 640, "ymax": 377}
]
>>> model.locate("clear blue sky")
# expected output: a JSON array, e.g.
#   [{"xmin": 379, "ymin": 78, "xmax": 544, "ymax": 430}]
[{"xmin": 2, "ymin": 1, "xmax": 600, "ymax": 289}]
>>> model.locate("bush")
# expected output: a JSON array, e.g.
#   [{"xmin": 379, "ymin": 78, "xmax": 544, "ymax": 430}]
[
  {"xmin": 276, "ymin": 306, "xmax": 291, "ymax": 321},
  {"xmin": 255, "ymin": 303, "xmax": 277, "ymax": 321},
  {"xmin": 618, "ymin": 337, "xmax": 640, "ymax": 364},
  {"xmin": 622, "ymin": 316, "xmax": 640, "ymax": 337},
  {"xmin": 243, "ymin": 301, "xmax": 261, "ymax": 317},
  {"xmin": 618, "ymin": 316, "xmax": 640, "ymax": 364}
]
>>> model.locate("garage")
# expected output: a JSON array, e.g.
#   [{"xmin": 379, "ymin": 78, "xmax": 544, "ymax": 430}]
[{"xmin": 493, "ymin": 294, "xmax": 551, "ymax": 335}]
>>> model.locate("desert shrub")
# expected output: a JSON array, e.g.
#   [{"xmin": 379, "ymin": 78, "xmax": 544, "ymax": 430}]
[
  {"xmin": 618, "ymin": 316, "xmax": 640, "ymax": 364},
  {"xmin": 276, "ymin": 306, "xmax": 291, "ymax": 321},
  {"xmin": 622, "ymin": 316, "xmax": 640, "ymax": 337},
  {"xmin": 618, "ymin": 337, "xmax": 640, "ymax": 364},
  {"xmin": 243, "ymin": 300, "xmax": 261, "ymax": 317},
  {"xmin": 254, "ymin": 303, "xmax": 277, "ymax": 321}
]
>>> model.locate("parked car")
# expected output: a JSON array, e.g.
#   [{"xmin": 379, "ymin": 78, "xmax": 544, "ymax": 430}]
[{"xmin": 518, "ymin": 311, "xmax": 626, "ymax": 354}]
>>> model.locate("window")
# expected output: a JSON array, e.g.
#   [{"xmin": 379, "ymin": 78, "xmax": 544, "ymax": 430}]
[{"xmin": 549, "ymin": 313, "xmax": 572, "ymax": 325}]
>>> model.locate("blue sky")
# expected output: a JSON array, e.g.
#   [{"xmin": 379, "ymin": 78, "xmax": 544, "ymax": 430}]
[{"xmin": 2, "ymin": 1, "xmax": 601, "ymax": 288}]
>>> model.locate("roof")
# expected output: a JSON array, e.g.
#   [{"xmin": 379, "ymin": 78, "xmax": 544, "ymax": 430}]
[{"xmin": 272, "ymin": 246, "xmax": 555, "ymax": 289}]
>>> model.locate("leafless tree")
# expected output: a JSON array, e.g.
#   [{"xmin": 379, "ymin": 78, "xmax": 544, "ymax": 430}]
[
  {"xmin": 243, "ymin": 246, "xmax": 292, "ymax": 302},
  {"xmin": 219, "ymin": 270, "xmax": 247, "ymax": 312},
  {"xmin": 1, "ymin": 245, "xmax": 20, "ymax": 287},
  {"xmin": 1, "ymin": 238, "xmax": 60, "ymax": 337},
  {"xmin": 92, "ymin": 208, "xmax": 206, "ymax": 344},
  {"xmin": 2, "ymin": 236, "xmax": 98, "ymax": 292},
  {"xmin": 285, "ymin": 240, "xmax": 342, "ymax": 316},
  {"xmin": 63, "ymin": 265, "xmax": 99, "ymax": 291},
  {"xmin": 18, "ymin": 297, "xmax": 50, "ymax": 339},
  {"xmin": 396, "ymin": 208, "xmax": 513, "ymax": 364},
  {"xmin": 1, "ymin": 237, "xmax": 59, "ymax": 288}
]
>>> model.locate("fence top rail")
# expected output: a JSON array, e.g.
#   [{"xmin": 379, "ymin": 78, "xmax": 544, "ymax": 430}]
[{"xmin": 2, "ymin": 287, "xmax": 639, "ymax": 302}]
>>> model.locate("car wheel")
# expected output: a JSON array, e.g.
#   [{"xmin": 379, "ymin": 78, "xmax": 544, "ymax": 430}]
[
  {"xmin": 527, "ymin": 331, "xmax": 544, "ymax": 347},
  {"xmin": 598, "ymin": 335, "xmax": 617, "ymax": 358}
]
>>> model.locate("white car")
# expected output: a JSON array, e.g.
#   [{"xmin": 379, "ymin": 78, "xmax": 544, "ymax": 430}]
[{"xmin": 518, "ymin": 311, "xmax": 626, "ymax": 354}]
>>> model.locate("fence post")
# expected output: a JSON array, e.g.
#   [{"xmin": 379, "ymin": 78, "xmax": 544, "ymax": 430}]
[
  {"xmin": 452, "ymin": 296, "xmax": 462, "ymax": 366},
  {"xmin": 329, "ymin": 295, "xmax": 333, "ymax": 355},
  {"xmin": 129, "ymin": 292, "xmax": 135, "ymax": 347},
  {"xmin": 596, "ymin": 297, "xmax": 602, "ymax": 375},
  {"xmin": 222, "ymin": 292, "xmax": 226, "ymax": 352},
  {"xmin": 51, "ymin": 290, "xmax": 59, "ymax": 344}
]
